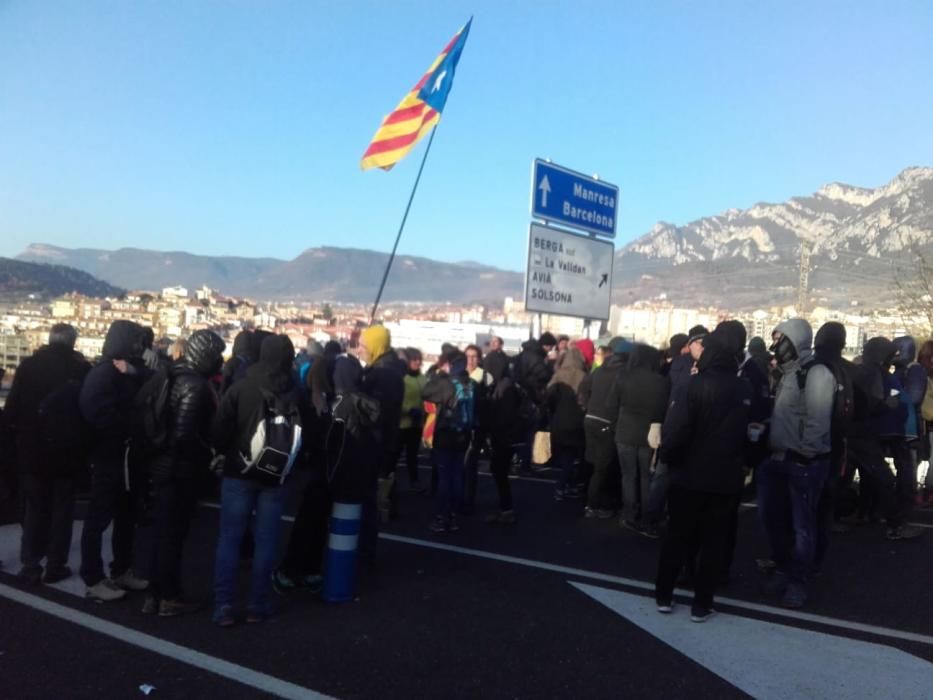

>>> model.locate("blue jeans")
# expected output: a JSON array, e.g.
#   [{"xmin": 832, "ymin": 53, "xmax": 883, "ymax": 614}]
[
  {"xmin": 434, "ymin": 448, "xmax": 465, "ymax": 518},
  {"xmin": 757, "ymin": 457, "xmax": 829, "ymax": 586},
  {"xmin": 213, "ymin": 477, "xmax": 285, "ymax": 619}
]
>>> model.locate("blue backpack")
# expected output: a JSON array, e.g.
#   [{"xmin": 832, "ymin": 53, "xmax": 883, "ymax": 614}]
[{"xmin": 443, "ymin": 378, "xmax": 475, "ymax": 433}]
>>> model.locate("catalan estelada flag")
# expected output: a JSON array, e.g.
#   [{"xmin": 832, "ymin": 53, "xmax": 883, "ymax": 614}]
[{"xmin": 361, "ymin": 19, "xmax": 472, "ymax": 171}]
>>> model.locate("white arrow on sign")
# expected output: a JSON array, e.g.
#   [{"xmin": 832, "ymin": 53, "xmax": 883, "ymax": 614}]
[
  {"xmin": 571, "ymin": 582, "xmax": 933, "ymax": 700},
  {"xmin": 538, "ymin": 174, "xmax": 551, "ymax": 207}
]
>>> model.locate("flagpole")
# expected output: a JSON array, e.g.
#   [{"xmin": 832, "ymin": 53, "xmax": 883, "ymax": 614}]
[{"xmin": 370, "ymin": 126, "xmax": 438, "ymax": 323}]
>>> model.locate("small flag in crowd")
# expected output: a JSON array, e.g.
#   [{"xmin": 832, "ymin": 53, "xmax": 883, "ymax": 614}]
[{"xmin": 361, "ymin": 18, "xmax": 472, "ymax": 171}]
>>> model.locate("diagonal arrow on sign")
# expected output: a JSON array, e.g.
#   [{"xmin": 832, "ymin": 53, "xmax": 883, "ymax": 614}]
[{"xmin": 571, "ymin": 582, "xmax": 933, "ymax": 700}]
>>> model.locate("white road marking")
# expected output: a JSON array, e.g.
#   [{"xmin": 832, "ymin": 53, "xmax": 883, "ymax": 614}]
[
  {"xmin": 375, "ymin": 531, "xmax": 933, "ymax": 647},
  {"xmin": 199, "ymin": 502, "xmax": 933, "ymax": 647},
  {"xmin": 0, "ymin": 582, "xmax": 334, "ymax": 699},
  {"xmin": 572, "ymin": 582, "xmax": 933, "ymax": 700}
]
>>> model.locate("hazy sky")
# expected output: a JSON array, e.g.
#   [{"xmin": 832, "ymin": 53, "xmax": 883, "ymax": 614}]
[{"xmin": 2, "ymin": 0, "xmax": 932, "ymax": 270}]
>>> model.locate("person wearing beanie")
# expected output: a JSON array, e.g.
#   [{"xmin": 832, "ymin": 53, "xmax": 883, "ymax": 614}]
[
  {"xmin": 669, "ymin": 326, "xmax": 708, "ymax": 390},
  {"xmin": 211, "ymin": 334, "xmax": 304, "ymax": 626},
  {"xmin": 359, "ymin": 326, "xmax": 405, "ymax": 534},
  {"xmin": 142, "ymin": 329, "xmax": 225, "ymax": 617}
]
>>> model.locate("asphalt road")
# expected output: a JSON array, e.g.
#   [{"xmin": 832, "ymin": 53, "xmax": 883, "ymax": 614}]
[{"xmin": 1, "ymin": 462, "xmax": 931, "ymax": 699}]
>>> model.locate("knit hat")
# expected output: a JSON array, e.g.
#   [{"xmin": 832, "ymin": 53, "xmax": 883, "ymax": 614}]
[
  {"xmin": 668, "ymin": 333, "xmax": 689, "ymax": 356},
  {"xmin": 610, "ymin": 338, "xmax": 634, "ymax": 355},
  {"xmin": 361, "ymin": 325, "xmax": 391, "ymax": 360},
  {"xmin": 687, "ymin": 325, "xmax": 709, "ymax": 345},
  {"xmin": 539, "ymin": 332, "xmax": 558, "ymax": 349}
]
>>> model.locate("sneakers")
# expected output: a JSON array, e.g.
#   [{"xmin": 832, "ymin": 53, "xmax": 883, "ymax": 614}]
[
  {"xmin": 584, "ymin": 507, "xmax": 615, "ymax": 520},
  {"xmin": 640, "ymin": 524, "xmax": 661, "ymax": 540},
  {"xmin": 761, "ymin": 571, "xmax": 789, "ymax": 597},
  {"xmin": 690, "ymin": 607, "xmax": 716, "ymax": 623},
  {"xmin": 43, "ymin": 566, "xmax": 72, "ymax": 584},
  {"xmin": 213, "ymin": 605, "xmax": 235, "ymax": 628},
  {"xmin": 429, "ymin": 516, "xmax": 448, "ymax": 533},
  {"xmin": 448, "ymin": 515, "xmax": 460, "ymax": 532},
  {"xmin": 486, "ymin": 510, "xmax": 518, "ymax": 525},
  {"xmin": 271, "ymin": 569, "xmax": 298, "ymax": 595},
  {"xmin": 158, "ymin": 599, "xmax": 202, "ymax": 617},
  {"xmin": 886, "ymin": 524, "xmax": 924, "ymax": 541},
  {"xmin": 300, "ymin": 574, "xmax": 325, "ymax": 593},
  {"xmin": 113, "ymin": 570, "xmax": 149, "ymax": 591},
  {"xmin": 619, "ymin": 518, "xmax": 642, "ymax": 534},
  {"xmin": 86, "ymin": 579, "xmax": 127, "ymax": 602},
  {"xmin": 656, "ymin": 600, "xmax": 675, "ymax": 614},
  {"xmin": 141, "ymin": 596, "xmax": 159, "ymax": 615},
  {"xmin": 781, "ymin": 584, "xmax": 808, "ymax": 609}
]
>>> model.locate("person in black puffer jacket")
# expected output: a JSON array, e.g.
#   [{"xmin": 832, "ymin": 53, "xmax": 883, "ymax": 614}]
[
  {"xmin": 221, "ymin": 330, "xmax": 254, "ymax": 395},
  {"xmin": 79, "ymin": 320, "xmax": 150, "ymax": 602},
  {"xmin": 142, "ymin": 329, "xmax": 225, "ymax": 617},
  {"xmin": 607, "ymin": 343, "xmax": 670, "ymax": 536},
  {"xmin": 655, "ymin": 330, "xmax": 751, "ymax": 620}
]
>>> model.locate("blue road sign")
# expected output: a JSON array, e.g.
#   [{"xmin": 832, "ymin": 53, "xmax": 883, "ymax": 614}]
[{"xmin": 531, "ymin": 159, "xmax": 619, "ymax": 238}]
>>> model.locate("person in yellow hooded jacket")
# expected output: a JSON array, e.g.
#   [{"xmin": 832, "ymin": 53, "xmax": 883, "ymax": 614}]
[{"xmin": 358, "ymin": 326, "xmax": 406, "ymax": 532}]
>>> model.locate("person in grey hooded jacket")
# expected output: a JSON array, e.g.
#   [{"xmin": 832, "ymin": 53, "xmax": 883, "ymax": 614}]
[{"xmin": 757, "ymin": 318, "xmax": 835, "ymax": 610}]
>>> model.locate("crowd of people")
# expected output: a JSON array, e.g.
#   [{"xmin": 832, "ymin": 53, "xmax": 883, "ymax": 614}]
[{"xmin": 0, "ymin": 316, "xmax": 931, "ymax": 626}]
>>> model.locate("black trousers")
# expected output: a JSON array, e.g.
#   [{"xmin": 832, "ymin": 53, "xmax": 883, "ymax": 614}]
[
  {"xmin": 585, "ymin": 421, "xmax": 618, "ymax": 510},
  {"xmin": 21, "ymin": 473, "xmax": 75, "ymax": 573},
  {"xmin": 145, "ymin": 476, "xmax": 197, "ymax": 601},
  {"xmin": 80, "ymin": 457, "xmax": 136, "ymax": 587},
  {"xmin": 847, "ymin": 436, "xmax": 899, "ymax": 526},
  {"xmin": 281, "ymin": 477, "xmax": 332, "ymax": 579},
  {"xmin": 489, "ymin": 438, "xmax": 514, "ymax": 511},
  {"xmin": 656, "ymin": 486, "xmax": 736, "ymax": 610},
  {"xmin": 394, "ymin": 426, "xmax": 423, "ymax": 485}
]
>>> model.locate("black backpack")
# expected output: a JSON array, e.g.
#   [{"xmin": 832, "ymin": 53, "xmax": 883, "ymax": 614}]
[
  {"xmin": 797, "ymin": 358, "xmax": 854, "ymax": 446},
  {"xmin": 37, "ymin": 378, "xmax": 88, "ymax": 452},
  {"xmin": 239, "ymin": 390, "xmax": 303, "ymax": 485},
  {"xmin": 135, "ymin": 367, "xmax": 173, "ymax": 453}
]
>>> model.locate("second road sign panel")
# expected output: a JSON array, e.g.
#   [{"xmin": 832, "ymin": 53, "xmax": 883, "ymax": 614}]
[{"xmin": 524, "ymin": 223, "xmax": 614, "ymax": 321}]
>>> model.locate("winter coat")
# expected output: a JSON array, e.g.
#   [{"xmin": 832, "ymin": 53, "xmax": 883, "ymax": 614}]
[
  {"xmin": 514, "ymin": 339, "xmax": 552, "ymax": 402},
  {"xmin": 546, "ymin": 349, "xmax": 587, "ymax": 449},
  {"xmin": 879, "ymin": 336, "xmax": 926, "ymax": 440},
  {"xmin": 361, "ymin": 351, "xmax": 405, "ymax": 472},
  {"xmin": 221, "ymin": 330, "xmax": 254, "ymax": 395},
  {"xmin": 212, "ymin": 335, "xmax": 304, "ymax": 482},
  {"xmin": 483, "ymin": 349, "xmax": 523, "ymax": 445},
  {"xmin": 400, "ymin": 372, "xmax": 427, "ymax": 430},
  {"xmin": 79, "ymin": 359, "xmax": 146, "ymax": 463},
  {"xmin": 102, "ymin": 320, "xmax": 145, "ymax": 361},
  {"xmin": 661, "ymin": 332, "xmax": 752, "ymax": 495},
  {"xmin": 851, "ymin": 337, "xmax": 895, "ymax": 442},
  {"xmin": 148, "ymin": 361, "xmax": 217, "ymax": 480},
  {"xmin": 607, "ymin": 344, "xmax": 670, "ymax": 448},
  {"xmin": 769, "ymin": 319, "xmax": 835, "ymax": 460},
  {"xmin": 668, "ymin": 353, "xmax": 694, "ymax": 392},
  {"xmin": 3, "ymin": 344, "xmax": 90, "ymax": 474},
  {"xmin": 579, "ymin": 353, "xmax": 626, "ymax": 424}
]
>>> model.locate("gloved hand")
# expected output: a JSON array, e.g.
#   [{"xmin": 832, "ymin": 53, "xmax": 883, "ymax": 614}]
[{"xmin": 647, "ymin": 423, "xmax": 662, "ymax": 449}]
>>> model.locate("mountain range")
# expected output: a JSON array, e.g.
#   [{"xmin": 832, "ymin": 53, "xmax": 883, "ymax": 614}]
[
  {"xmin": 0, "ymin": 257, "xmax": 124, "ymax": 299},
  {"xmin": 14, "ymin": 166, "xmax": 933, "ymax": 309},
  {"xmin": 16, "ymin": 245, "xmax": 523, "ymax": 304}
]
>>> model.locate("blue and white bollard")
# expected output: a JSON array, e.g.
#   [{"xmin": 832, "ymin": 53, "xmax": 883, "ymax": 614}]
[{"xmin": 322, "ymin": 502, "xmax": 362, "ymax": 603}]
